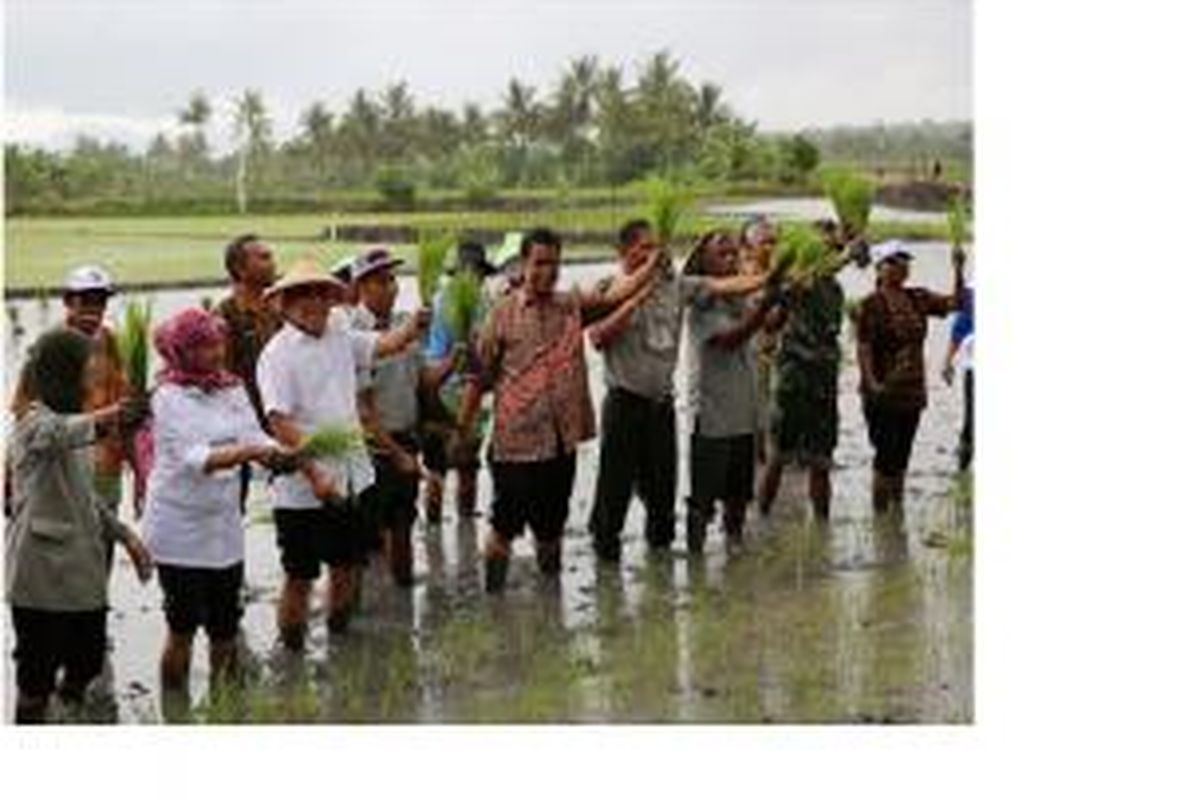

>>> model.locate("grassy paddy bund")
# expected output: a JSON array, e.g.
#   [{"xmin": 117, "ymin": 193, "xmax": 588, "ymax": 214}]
[{"xmin": 4, "ymin": 206, "xmax": 952, "ymax": 291}]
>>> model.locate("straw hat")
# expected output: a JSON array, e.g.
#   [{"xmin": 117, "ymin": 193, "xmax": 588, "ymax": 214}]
[{"xmin": 265, "ymin": 257, "xmax": 346, "ymax": 298}]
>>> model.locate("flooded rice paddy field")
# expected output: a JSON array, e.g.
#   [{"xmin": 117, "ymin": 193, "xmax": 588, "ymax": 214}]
[{"xmin": 2, "ymin": 244, "xmax": 973, "ymax": 723}]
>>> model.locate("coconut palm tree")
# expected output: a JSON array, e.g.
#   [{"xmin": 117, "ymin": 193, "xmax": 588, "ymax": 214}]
[
  {"xmin": 232, "ymin": 89, "xmax": 272, "ymax": 214},
  {"xmin": 694, "ymin": 82, "xmax": 729, "ymax": 131},
  {"xmin": 339, "ymin": 88, "xmax": 382, "ymax": 182},
  {"xmin": 176, "ymin": 90, "xmax": 212, "ymax": 180},
  {"xmin": 299, "ymin": 101, "xmax": 335, "ymax": 181},
  {"xmin": 380, "ymin": 81, "xmax": 415, "ymax": 160}
]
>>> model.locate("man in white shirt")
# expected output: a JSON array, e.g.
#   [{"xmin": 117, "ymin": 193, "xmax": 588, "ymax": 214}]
[
  {"xmin": 256, "ymin": 258, "xmax": 429, "ymax": 650},
  {"xmin": 348, "ymin": 247, "xmax": 446, "ymax": 587}
]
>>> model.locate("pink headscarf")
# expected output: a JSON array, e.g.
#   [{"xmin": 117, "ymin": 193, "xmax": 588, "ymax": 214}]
[{"xmin": 153, "ymin": 307, "xmax": 241, "ymax": 392}]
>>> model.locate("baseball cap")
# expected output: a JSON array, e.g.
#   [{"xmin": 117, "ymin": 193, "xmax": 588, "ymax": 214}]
[
  {"xmin": 350, "ymin": 247, "xmax": 404, "ymax": 282},
  {"xmin": 63, "ymin": 264, "xmax": 116, "ymax": 295},
  {"xmin": 872, "ymin": 240, "xmax": 914, "ymax": 266}
]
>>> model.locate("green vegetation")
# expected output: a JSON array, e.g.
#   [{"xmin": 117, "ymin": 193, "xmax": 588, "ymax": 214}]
[
  {"xmin": 947, "ymin": 193, "xmax": 970, "ymax": 249},
  {"xmin": 820, "ymin": 167, "xmax": 875, "ymax": 235},
  {"xmin": 773, "ymin": 223, "xmax": 829, "ymax": 279},
  {"xmin": 297, "ymin": 425, "xmax": 365, "ymax": 460},
  {"xmin": 639, "ymin": 176, "xmax": 692, "ymax": 244},
  {"xmin": 5, "ymin": 49, "xmax": 969, "ymax": 218},
  {"xmin": 416, "ymin": 231, "xmax": 454, "ymax": 306},
  {"xmin": 443, "ymin": 272, "xmax": 482, "ymax": 342},
  {"xmin": 114, "ymin": 300, "xmax": 153, "ymax": 393}
]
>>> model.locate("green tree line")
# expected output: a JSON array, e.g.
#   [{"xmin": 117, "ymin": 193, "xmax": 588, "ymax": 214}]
[{"xmin": 5, "ymin": 50, "xmax": 970, "ymax": 216}]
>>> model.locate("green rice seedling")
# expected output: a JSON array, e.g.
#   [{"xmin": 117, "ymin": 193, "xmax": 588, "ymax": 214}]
[
  {"xmin": 443, "ymin": 271, "xmax": 482, "ymax": 343},
  {"xmin": 639, "ymin": 176, "xmax": 692, "ymax": 245},
  {"xmin": 772, "ymin": 224, "xmax": 831, "ymax": 282},
  {"xmin": 947, "ymin": 193, "xmax": 970, "ymax": 248},
  {"xmin": 416, "ymin": 231, "xmax": 454, "ymax": 306},
  {"xmin": 297, "ymin": 424, "xmax": 365, "ymax": 460},
  {"xmin": 115, "ymin": 300, "xmax": 153, "ymax": 393},
  {"xmin": 821, "ymin": 167, "xmax": 874, "ymax": 236}
]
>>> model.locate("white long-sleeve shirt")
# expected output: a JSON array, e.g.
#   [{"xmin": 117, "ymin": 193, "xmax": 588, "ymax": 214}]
[{"xmin": 142, "ymin": 383, "xmax": 273, "ymax": 568}]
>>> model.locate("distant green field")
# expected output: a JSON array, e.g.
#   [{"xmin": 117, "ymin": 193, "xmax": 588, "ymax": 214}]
[{"xmin": 4, "ymin": 208, "xmax": 950, "ymax": 290}]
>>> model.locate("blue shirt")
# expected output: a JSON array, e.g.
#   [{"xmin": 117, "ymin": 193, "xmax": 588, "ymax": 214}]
[{"xmin": 950, "ymin": 287, "xmax": 974, "ymax": 347}]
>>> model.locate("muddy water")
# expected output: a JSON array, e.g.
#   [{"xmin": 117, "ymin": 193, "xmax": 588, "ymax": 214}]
[{"xmin": 2, "ymin": 244, "xmax": 972, "ymax": 723}]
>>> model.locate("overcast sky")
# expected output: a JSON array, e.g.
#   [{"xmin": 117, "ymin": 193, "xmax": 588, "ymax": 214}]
[{"xmin": 4, "ymin": 0, "xmax": 971, "ymax": 152}]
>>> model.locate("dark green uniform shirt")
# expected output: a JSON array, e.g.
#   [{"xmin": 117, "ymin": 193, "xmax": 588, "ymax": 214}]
[{"xmin": 776, "ymin": 275, "xmax": 845, "ymax": 368}]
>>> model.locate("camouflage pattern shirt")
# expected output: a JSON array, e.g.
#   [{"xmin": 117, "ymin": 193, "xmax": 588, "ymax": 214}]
[{"xmin": 775, "ymin": 274, "xmax": 846, "ymax": 370}]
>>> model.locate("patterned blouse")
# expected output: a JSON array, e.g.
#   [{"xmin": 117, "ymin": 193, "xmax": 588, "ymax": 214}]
[
  {"xmin": 479, "ymin": 287, "xmax": 596, "ymax": 463},
  {"xmin": 855, "ymin": 287, "xmax": 955, "ymax": 411}
]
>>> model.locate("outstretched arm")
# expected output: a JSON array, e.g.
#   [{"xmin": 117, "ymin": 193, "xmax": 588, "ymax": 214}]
[
  {"xmin": 923, "ymin": 246, "xmax": 968, "ymax": 316},
  {"xmin": 578, "ymin": 247, "xmax": 662, "ymax": 322},
  {"xmin": 707, "ymin": 298, "xmax": 772, "ymax": 351},
  {"xmin": 699, "ymin": 270, "xmax": 771, "ymax": 298},
  {"xmin": 588, "ymin": 275, "xmax": 659, "ymax": 349},
  {"xmin": 374, "ymin": 307, "xmax": 432, "ymax": 359}
]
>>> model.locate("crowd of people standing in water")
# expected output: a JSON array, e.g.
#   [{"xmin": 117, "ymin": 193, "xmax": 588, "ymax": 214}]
[{"xmin": 4, "ymin": 215, "xmax": 970, "ymax": 722}]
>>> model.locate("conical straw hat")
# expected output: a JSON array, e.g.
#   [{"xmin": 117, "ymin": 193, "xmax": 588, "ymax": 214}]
[{"xmin": 265, "ymin": 256, "xmax": 346, "ymax": 298}]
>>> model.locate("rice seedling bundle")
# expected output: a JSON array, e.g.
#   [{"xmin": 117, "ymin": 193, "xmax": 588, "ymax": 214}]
[
  {"xmin": 115, "ymin": 300, "xmax": 153, "ymax": 394},
  {"xmin": 772, "ymin": 224, "xmax": 832, "ymax": 281},
  {"xmin": 443, "ymin": 271, "xmax": 482, "ymax": 344},
  {"xmin": 298, "ymin": 425, "xmax": 365, "ymax": 460},
  {"xmin": 417, "ymin": 231, "xmax": 454, "ymax": 306},
  {"xmin": 820, "ymin": 168, "xmax": 874, "ymax": 235},
  {"xmin": 640, "ymin": 177, "xmax": 692, "ymax": 245},
  {"xmin": 947, "ymin": 194, "xmax": 970, "ymax": 248}
]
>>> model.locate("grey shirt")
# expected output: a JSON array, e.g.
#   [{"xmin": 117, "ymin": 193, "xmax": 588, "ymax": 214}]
[
  {"xmin": 350, "ymin": 304, "xmax": 423, "ymax": 433},
  {"xmin": 5, "ymin": 404, "xmax": 129, "ymax": 611},
  {"xmin": 597, "ymin": 271, "xmax": 707, "ymax": 401},
  {"xmin": 685, "ymin": 294, "xmax": 759, "ymax": 438}
]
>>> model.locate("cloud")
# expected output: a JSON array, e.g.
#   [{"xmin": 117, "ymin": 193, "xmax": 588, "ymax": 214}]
[{"xmin": 5, "ymin": 0, "xmax": 970, "ymax": 150}]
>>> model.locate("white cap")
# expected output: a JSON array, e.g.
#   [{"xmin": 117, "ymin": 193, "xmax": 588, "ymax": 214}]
[
  {"xmin": 871, "ymin": 240, "xmax": 913, "ymax": 266},
  {"xmin": 63, "ymin": 264, "xmax": 115, "ymax": 294}
]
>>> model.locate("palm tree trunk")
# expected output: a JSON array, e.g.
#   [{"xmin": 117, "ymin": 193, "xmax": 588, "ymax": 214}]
[{"xmin": 235, "ymin": 146, "xmax": 248, "ymax": 214}]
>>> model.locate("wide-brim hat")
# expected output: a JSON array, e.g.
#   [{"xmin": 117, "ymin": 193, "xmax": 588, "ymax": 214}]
[
  {"xmin": 265, "ymin": 257, "xmax": 346, "ymax": 298},
  {"xmin": 351, "ymin": 247, "xmax": 405, "ymax": 283}
]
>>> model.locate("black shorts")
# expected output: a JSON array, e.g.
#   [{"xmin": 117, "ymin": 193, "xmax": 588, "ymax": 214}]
[
  {"xmin": 771, "ymin": 360, "xmax": 839, "ymax": 469},
  {"xmin": 421, "ymin": 428, "xmax": 483, "ymax": 475},
  {"xmin": 366, "ymin": 433, "xmax": 421, "ymax": 531},
  {"xmin": 156, "ymin": 562, "xmax": 244, "ymax": 640},
  {"xmin": 863, "ymin": 400, "xmax": 922, "ymax": 478},
  {"xmin": 274, "ymin": 501, "xmax": 371, "ymax": 580},
  {"xmin": 10, "ymin": 606, "xmax": 107, "ymax": 700},
  {"xmin": 690, "ymin": 432, "xmax": 756, "ymax": 508},
  {"xmin": 489, "ymin": 449, "xmax": 576, "ymax": 542}
]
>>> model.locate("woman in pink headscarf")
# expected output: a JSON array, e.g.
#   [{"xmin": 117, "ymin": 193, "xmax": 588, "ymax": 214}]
[{"xmin": 140, "ymin": 308, "xmax": 293, "ymax": 701}]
